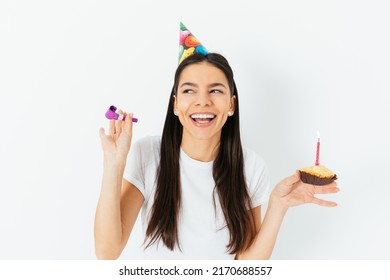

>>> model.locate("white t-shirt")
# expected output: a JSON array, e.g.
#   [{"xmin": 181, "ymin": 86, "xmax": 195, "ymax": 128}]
[{"xmin": 124, "ymin": 136, "xmax": 271, "ymax": 259}]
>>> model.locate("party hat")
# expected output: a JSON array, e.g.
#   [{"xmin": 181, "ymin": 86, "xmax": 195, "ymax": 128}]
[{"xmin": 179, "ymin": 22, "xmax": 208, "ymax": 64}]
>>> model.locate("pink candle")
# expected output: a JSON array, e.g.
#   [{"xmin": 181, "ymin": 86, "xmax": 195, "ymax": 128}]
[{"xmin": 315, "ymin": 131, "xmax": 320, "ymax": 166}]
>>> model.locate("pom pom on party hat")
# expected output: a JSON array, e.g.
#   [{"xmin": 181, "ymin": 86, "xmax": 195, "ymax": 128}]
[{"xmin": 179, "ymin": 22, "xmax": 208, "ymax": 64}]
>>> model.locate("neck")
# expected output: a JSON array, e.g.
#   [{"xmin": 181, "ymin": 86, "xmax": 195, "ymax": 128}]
[{"xmin": 181, "ymin": 132, "xmax": 221, "ymax": 162}]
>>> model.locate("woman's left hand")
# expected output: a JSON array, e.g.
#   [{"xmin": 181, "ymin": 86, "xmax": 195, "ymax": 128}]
[{"xmin": 270, "ymin": 171, "xmax": 340, "ymax": 209}]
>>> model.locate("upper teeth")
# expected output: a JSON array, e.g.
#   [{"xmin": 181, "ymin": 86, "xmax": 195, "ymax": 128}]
[{"xmin": 191, "ymin": 114, "xmax": 215, "ymax": 119}]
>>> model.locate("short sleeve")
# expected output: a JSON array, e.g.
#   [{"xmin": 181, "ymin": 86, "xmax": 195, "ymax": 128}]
[
  {"xmin": 123, "ymin": 138, "xmax": 146, "ymax": 198},
  {"xmin": 244, "ymin": 149, "xmax": 272, "ymax": 208}
]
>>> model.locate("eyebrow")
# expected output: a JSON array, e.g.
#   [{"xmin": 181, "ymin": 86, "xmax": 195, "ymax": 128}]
[
  {"xmin": 179, "ymin": 82, "xmax": 227, "ymax": 88},
  {"xmin": 179, "ymin": 82, "xmax": 198, "ymax": 88}
]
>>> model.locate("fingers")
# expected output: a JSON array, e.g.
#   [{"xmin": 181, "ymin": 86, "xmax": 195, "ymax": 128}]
[
  {"xmin": 109, "ymin": 119, "xmax": 115, "ymax": 135},
  {"xmin": 311, "ymin": 182, "xmax": 339, "ymax": 207},
  {"xmin": 115, "ymin": 109, "xmax": 123, "ymax": 136},
  {"xmin": 311, "ymin": 197, "xmax": 338, "ymax": 207},
  {"xmin": 99, "ymin": 127, "xmax": 105, "ymax": 139},
  {"xmin": 106, "ymin": 108, "xmax": 133, "ymax": 138},
  {"xmin": 124, "ymin": 112, "xmax": 133, "ymax": 135},
  {"xmin": 314, "ymin": 183, "xmax": 340, "ymax": 194}
]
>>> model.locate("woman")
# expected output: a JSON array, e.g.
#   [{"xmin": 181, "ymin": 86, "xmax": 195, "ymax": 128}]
[{"xmin": 94, "ymin": 53, "xmax": 339, "ymax": 260}]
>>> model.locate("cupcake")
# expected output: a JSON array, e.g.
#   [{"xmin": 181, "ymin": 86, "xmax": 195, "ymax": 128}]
[{"xmin": 299, "ymin": 165, "xmax": 337, "ymax": 186}]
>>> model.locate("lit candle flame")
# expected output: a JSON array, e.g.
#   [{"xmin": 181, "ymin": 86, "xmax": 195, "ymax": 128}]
[{"xmin": 317, "ymin": 130, "xmax": 320, "ymax": 139}]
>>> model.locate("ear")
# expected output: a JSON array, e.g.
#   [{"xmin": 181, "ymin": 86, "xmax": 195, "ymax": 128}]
[
  {"xmin": 229, "ymin": 95, "xmax": 236, "ymax": 114},
  {"xmin": 173, "ymin": 94, "xmax": 178, "ymax": 114}
]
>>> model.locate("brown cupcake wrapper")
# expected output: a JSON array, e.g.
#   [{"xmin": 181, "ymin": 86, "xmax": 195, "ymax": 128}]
[{"xmin": 299, "ymin": 171, "xmax": 338, "ymax": 186}]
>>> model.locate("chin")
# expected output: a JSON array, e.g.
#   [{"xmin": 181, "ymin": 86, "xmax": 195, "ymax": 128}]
[{"xmin": 188, "ymin": 129, "xmax": 221, "ymax": 141}]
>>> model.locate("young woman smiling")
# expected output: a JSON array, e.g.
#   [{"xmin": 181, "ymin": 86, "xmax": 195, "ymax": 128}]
[{"xmin": 94, "ymin": 53, "xmax": 339, "ymax": 260}]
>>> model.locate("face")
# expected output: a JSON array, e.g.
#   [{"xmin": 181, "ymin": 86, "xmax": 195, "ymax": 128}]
[{"xmin": 174, "ymin": 61, "xmax": 235, "ymax": 142}]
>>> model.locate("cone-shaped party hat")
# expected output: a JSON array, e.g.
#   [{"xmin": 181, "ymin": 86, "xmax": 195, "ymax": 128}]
[{"xmin": 179, "ymin": 22, "xmax": 208, "ymax": 64}]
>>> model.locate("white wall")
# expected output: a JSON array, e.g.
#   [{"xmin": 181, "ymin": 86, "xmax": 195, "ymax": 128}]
[{"xmin": 1, "ymin": 0, "xmax": 389, "ymax": 259}]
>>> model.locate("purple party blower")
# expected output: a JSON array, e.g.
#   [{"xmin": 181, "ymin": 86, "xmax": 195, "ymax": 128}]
[{"xmin": 105, "ymin": 105, "xmax": 138, "ymax": 123}]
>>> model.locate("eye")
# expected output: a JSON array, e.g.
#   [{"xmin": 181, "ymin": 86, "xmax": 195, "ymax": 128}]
[
  {"xmin": 210, "ymin": 89, "xmax": 223, "ymax": 94},
  {"xmin": 182, "ymin": 89, "xmax": 195, "ymax": 94}
]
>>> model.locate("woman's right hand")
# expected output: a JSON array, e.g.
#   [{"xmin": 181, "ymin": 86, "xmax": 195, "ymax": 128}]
[{"xmin": 99, "ymin": 110, "xmax": 133, "ymax": 161}]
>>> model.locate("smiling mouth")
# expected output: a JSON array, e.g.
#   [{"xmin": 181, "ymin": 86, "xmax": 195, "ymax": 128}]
[{"xmin": 190, "ymin": 113, "xmax": 216, "ymax": 124}]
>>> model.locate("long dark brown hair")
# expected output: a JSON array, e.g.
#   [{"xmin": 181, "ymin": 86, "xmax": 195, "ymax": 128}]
[{"xmin": 145, "ymin": 53, "xmax": 256, "ymax": 254}]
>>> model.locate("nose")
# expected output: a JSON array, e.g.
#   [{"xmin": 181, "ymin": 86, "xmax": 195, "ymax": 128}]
[{"xmin": 195, "ymin": 90, "xmax": 212, "ymax": 107}]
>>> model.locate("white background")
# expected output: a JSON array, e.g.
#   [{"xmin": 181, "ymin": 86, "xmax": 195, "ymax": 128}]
[{"xmin": 1, "ymin": 0, "xmax": 389, "ymax": 260}]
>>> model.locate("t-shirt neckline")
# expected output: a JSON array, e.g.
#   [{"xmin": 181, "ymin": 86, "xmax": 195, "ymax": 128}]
[{"xmin": 180, "ymin": 148, "xmax": 214, "ymax": 169}]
